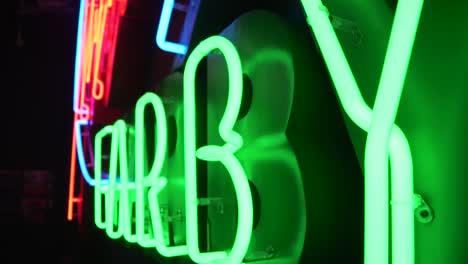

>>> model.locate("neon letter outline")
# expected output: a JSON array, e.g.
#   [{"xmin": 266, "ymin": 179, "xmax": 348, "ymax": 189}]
[
  {"xmin": 300, "ymin": 0, "xmax": 424, "ymax": 263},
  {"xmin": 183, "ymin": 35, "xmax": 254, "ymax": 264}
]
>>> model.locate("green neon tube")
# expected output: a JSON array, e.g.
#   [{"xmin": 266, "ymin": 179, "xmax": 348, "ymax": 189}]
[
  {"xmin": 135, "ymin": 92, "xmax": 169, "ymax": 248},
  {"xmin": 115, "ymin": 120, "xmax": 138, "ymax": 243},
  {"xmin": 183, "ymin": 36, "xmax": 253, "ymax": 264},
  {"xmin": 300, "ymin": 1, "xmax": 423, "ymax": 263},
  {"xmin": 94, "ymin": 125, "xmax": 114, "ymax": 230},
  {"xmin": 106, "ymin": 120, "xmax": 125, "ymax": 240},
  {"xmin": 365, "ymin": 1, "xmax": 423, "ymax": 264},
  {"xmin": 148, "ymin": 177, "xmax": 188, "ymax": 257}
]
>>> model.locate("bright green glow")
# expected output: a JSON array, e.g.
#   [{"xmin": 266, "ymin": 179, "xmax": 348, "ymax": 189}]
[
  {"xmin": 106, "ymin": 120, "xmax": 125, "ymax": 239},
  {"xmin": 92, "ymin": 38, "xmax": 255, "ymax": 263},
  {"xmin": 94, "ymin": 122, "xmax": 126, "ymax": 240},
  {"xmin": 183, "ymin": 36, "xmax": 253, "ymax": 264},
  {"xmin": 300, "ymin": 0, "xmax": 423, "ymax": 263},
  {"xmin": 94, "ymin": 93, "xmax": 170, "ymax": 246},
  {"xmin": 148, "ymin": 177, "xmax": 188, "ymax": 257},
  {"xmin": 135, "ymin": 92, "xmax": 169, "ymax": 248},
  {"xmin": 94, "ymin": 125, "xmax": 114, "ymax": 230},
  {"xmin": 366, "ymin": 2, "xmax": 423, "ymax": 264},
  {"xmin": 116, "ymin": 120, "xmax": 138, "ymax": 243}
]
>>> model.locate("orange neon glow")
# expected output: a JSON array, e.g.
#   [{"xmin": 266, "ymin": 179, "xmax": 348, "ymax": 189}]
[
  {"xmin": 85, "ymin": 1, "xmax": 94, "ymax": 83},
  {"xmin": 103, "ymin": 2, "xmax": 123, "ymax": 105},
  {"xmin": 68, "ymin": 0, "xmax": 129, "ymax": 222},
  {"xmin": 67, "ymin": 116, "xmax": 78, "ymax": 221},
  {"xmin": 80, "ymin": 0, "xmax": 125, "ymax": 105}
]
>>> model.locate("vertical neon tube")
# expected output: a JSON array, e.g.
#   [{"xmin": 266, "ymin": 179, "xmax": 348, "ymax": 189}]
[
  {"xmin": 183, "ymin": 36, "xmax": 253, "ymax": 264},
  {"xmin": 91, "ymin": 1, "xmax": 109, "ymax": 100},
  {"xmin": 155, "ymin": 0, "xmax": 188, "ymax": 55},
  {"xmin": 85, "ymin": 0, "xmax": 96, "ymax": 83},
  {"xmin": 114, "ymin": 119, "xmax": 138, "ymax": 242},
  {"xmin": 73, "ymin": 0, "xmax": 87, "ymax": 114},
  {"xmin": 133, "ymin": 92, "xmax": 185, "ymax": 255},
  {"xmin": 365, "ymin": 1, "xmax": 423, "ymax": 264},
  {"xmin": 68, "ymin": 0, "xmax": 87, "ymax": 222},
  {"xmin": 67, "ymin": 116, "xmax": 78, "ymax": 221},
  {"xmin": 148, "ymin": 177, "xmax": 188, "ymax": 257},
  {"xmin": 75, "ymin": 120, "xmax": 99, "ymax": 186},
  {"xmin": 94, "ymin": 125, "xmax": 114, "ymax": 230},
  {"xmin": 300, "ymin": 0, "xmax": 423, "ymax": 263},
  {"xmin": 105, "ymin": 120, "xmax": 125, "ymax": 239},
  {"xmin": 79, "ymin": 2, "xmax": 93, "ymax": 120},
  {"xmin": 135, "ymin": 92, "xmax": 168, "ymax": 248}
]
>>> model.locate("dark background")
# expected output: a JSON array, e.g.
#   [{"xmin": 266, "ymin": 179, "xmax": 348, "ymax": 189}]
[{"xmin": 3, "ymin": 0, "xmax": 367, "ymax": 263}]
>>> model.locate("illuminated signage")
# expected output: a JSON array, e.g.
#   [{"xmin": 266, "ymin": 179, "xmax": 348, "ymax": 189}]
[
  {"xmin": 300, "ymin": 0, "xmax": 424, "ymax": 263},
  {"xmin": 66, "ymin": 0, "xmax": 428, "ymax": 262},
  {"xmin": 67, "ymin": 0, "xmax": 128, "ymax": 221},
  {"xmin": 156, "ymin": 0, "xmax": 200, "ymax": 55},
  {"xmin": 157, "ymin": 0, "xmax": 186, "ymax": 54},
  {"xmin": 68, "ymin": 0, "xmax": 201, "ymax": 223},
  {"xmin": 93, "ymin": 36, "xmax": 253, "ymax": 264}
]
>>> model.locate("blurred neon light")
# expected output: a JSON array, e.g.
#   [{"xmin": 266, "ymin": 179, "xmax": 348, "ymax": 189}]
[
  {"xmin": 92, "ymin": 93, "xmax": 173, "ymax": 248},
  {"xmin": 156, "ymin": 0, "xmax": 201, "ymax": 55},
  {"xmin": 156, "ymin": 0, "xmax": 188, "ymax": 54},
  {"xmin": 300, "ymin": 0, "xmax": 423, "ymax": 263},
  {"xmin": 148, "ymin": 177, "xmax": 188, "ymax": 257},
  {"xmin": 67, "ymin": 116, "xmax": 79, "ymax": 221},
  {"xmin": 94, "ymin": 124, "xmax": 116, "ymax": 230},
  {"xmin": 184, "ymin": 36, "xmax": 253, "ymax": 264},
  {"xmin": 91, "ymin": 37, "xmax": 253, "ymax": 263},
  {"xmin": 116, "ymin": 119, "xmax": 139, "ymax": 243},
  {"xmin": 76, "ymin": 120, "xmax": 109, "ymax": 186},
  {"xmin": 68, "ymin": 0, "xmax": 129, "ymax": 222},
  {"xmin": 73, "ymin": 0, "xmax": 127, "ymax": 115},
  {"xmin": 105, "ymin": 120, "xmax": 126, "ymax": 240}
]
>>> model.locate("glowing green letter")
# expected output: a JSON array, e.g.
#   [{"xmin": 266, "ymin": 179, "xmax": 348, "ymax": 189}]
[
  {"xmin": 300, "ymin": 1, "xmax": 423, "ymax": 263},
  {"xmin": 183, "ymin": 36, "xmax": 253, "ymax": 264}
]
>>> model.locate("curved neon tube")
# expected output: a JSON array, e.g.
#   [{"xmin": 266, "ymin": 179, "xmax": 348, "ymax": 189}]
[
  {"xmin": 365, "ymin": 2, "xmax": 423, "ymax": 264},
  {"xmin": 67, "ymin": 117, "xmax": 79, "ymax": 221},
  {"xmin": 76, "ymin": 120, "xmax": 110, "ymax": 186},
  {"xmin": 134, "ymin": 92, "xmax": 169, "ymax": 248},
  {"xmin": 73, "ymin": 0, "xmax": 87, "ymax": 115},
  {"xmin": 68, "ymin": 0, "xmax": 130, "ymax": 222},
  {"xmin": 85, "ymin": 0, "xmax": 95, "ymax": 84},
  {"xmin": 148, "ymin": 177, "xmax": 188, "ymax": 257},
  {"xmin": 155, "ymin": 0, "xmax": 188, "ymax": 55},
  {"xmin": 93, "ymin": 120, "xmax": 136, "ymax": 242},
  {"xmin": 184, "ymin": 36, "xmax": 253, "ymax": 264},
  {"xmin": 91, "ymin": 2, "xmax": 110, "ymax": 100},
  {"xmin": 94, "ymin": 125, "xmax": 115, "ymax": 230},
  {"xmin": 114, "ymin": 119, "xmax": 138, "ymax": 243},
  {"xmin": 90, "ymin": 93, "xmax": 174, "ymax": 247},
  {"xmin": 300, "ymin": 0, "xmax": 423, "ymax": 263},
  {"xmin": 105, "ymin": 120, "xmax": 125, "ymax": 239}
]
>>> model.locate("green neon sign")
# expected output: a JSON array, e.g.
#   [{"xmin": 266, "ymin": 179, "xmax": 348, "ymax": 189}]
[
  {"xmin": 93, "ymin": 36, "xmax": 253, "ymax": 263},
  {"xmin": 135, "ymin": 92, "xmax": 168, "ymax": 248},
  {"xmin": 300, "ymin": 0, "xmax": 424, "ymax": 263},
  {"xmin": 184, "ymin": 35, "xmax": 253, "ymax": 264}
]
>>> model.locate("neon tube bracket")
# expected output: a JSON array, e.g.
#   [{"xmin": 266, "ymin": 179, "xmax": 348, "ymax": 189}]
[{"xmin": 413, "ymin": 193, "xmax": 434, "ymax": 224}]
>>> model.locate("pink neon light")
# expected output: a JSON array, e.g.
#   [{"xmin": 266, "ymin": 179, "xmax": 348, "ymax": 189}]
[{"xmin": 67, "ymin": 0, "xmax": 129, "ymax": 222}]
